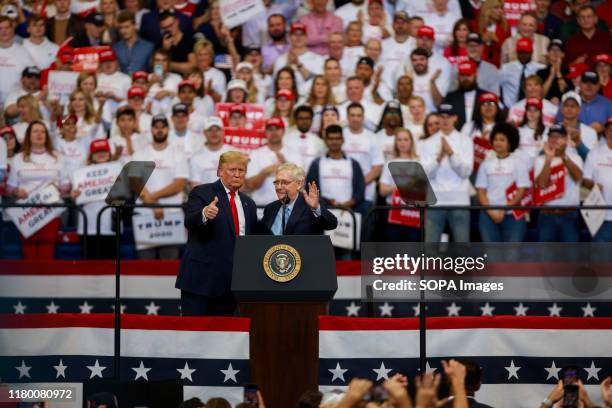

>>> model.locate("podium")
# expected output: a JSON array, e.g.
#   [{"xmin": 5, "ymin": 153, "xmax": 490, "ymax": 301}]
[{"xmin": 232, "ymin": 235, "xmax": 337, "ymax": 408}]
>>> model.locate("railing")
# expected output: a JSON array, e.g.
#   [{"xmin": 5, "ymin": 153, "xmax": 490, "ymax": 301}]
[
  {"xmin": 363, "ymin": 204, "xmax": 612, "ymax": 242},
  {"xmin": 0, "ymin": 202, "xmax": 90, "ymax": 256},
  {"xmin": 2, "ymin": 203, "xmax": 612, "ymax": 260}
]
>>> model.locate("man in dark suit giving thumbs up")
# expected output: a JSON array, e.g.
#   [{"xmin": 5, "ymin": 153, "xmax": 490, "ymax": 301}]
[{"xmin": 176, "ymin": 151, "xmax": 259, "ymax": 316}]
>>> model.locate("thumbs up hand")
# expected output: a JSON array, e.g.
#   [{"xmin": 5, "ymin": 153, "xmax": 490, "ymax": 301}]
[{"xmin": 203, "ymin": 196, "xmax": 220, "ymax": 220}]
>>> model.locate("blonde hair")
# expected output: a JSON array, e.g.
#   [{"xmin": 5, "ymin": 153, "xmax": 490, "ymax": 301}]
[
  {"xmin": 478, "ymin": 0, "xmax": 509, "ymax": 34},
  {"xmin": 276, "ymin": 162, "xmax": 305, "ymax": 183},
  {"xmin": 219, "ymin": 151, "xmax": 249, "ymax": 168},
  {"xmin": 17, "ymin": 94, "xmax": 43, "ymax": 122},
  {"xmin": 408, "ymin": 95, "xmax": 426, "ymax": 107},
  {"xmin": 393, "ymin": 128, "xmax": 418, "ymax": 159},
  {"xmin": 69, "ymin": 89, "xmax": 98, "ymax": 124}
]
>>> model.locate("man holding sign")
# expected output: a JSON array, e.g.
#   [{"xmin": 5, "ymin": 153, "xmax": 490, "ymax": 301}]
[
  {"xmin": 534, "ymin": 124, "xmax": 584, "ymax": 242},
  {"xmin": 176, "ymin": 151, "xmax": 259, "ymax": 316}
]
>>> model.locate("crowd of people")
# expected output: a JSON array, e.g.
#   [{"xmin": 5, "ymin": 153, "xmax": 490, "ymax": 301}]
[
  {"xmin": 168, "ymin": 359, "xmax": 612, "ymax": 408},
  {"xmin": 0, "ymin": 0, "xmax": 612, "ymax": 260}
]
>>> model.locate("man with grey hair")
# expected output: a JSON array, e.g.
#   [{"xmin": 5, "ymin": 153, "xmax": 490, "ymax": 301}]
[{"xmin": 261, "ymin": 162, "xmax": 337, "ymax": 235}]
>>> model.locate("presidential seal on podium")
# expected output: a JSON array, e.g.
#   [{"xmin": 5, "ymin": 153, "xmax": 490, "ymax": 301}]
[{"xmin": 263, "ymin": 244, "xmax": 302, "ymax": 282}]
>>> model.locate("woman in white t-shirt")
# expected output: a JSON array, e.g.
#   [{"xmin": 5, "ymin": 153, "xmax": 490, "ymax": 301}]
[
  {"xmin": 265, "ymin": 67, "xmax": 300, "ymax": 115},
  {"xmin": 71, "ymin": 139, "xmax": 120, "ymax": 259},
  {"xmin": 517, "ymin": 97, "xmax": 547, "ymax": 168},
  {"xmin": 324, "ymin": 58, "xmax": 347, "ymax": 104},
  {"xmin": 379, "ymin": 128, "xmax": 422, "ymax": 241},
  {"xmin": 234, "ymin": 62, "xmax": 266, "ymax": 105},
  {"xmin": 270, "ymin": 89, "xmax": 296, "ymax": 128},
  {"xmin": 67, "ymin": 90, "xmax": 104, "ymax": 140},
  {"xmin": 77, "ymin": 72, "xmax": 102, "ymax": 113},
  {"xmin": 304, "ymin": 75, "xmax": 337, "ymax": 135},
  {"xmin": 461, "ymin": 92, "xmax": 505, "ymax": 175},
  {"xmin": 318, "ymin": 104, "xmax": 340, "ymax": 139},
  {"xmin": 6, "ymin": 121, "xmax": 69, "ymax": 259},
  {"xmin": 404, "ymin": 96, "xmax": 427, "ymax": 141},
  {"xmin": 13, "ymin": 94, "xmax": 47, "ymax": 144},
  {"xmin": 225, "ymin": 79, "xmax": 249, "ymax": 104},
  {"xmin": 476, "ymin": 122, "xmax": 531, "ymax": 242}
]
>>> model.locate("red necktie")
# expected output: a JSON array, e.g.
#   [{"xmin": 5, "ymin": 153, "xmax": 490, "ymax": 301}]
[{"xmin": 229, "ymin": 191, "xmax": 240, "ymax": 236}]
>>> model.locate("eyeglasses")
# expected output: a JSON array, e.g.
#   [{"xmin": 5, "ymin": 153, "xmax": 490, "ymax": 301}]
[{"xmin": 272, "ymin": 180, "xmax": 294, "ymax": 187}]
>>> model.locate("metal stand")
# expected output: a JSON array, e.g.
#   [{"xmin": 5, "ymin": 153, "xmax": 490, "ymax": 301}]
[
  {"xmin": 113, "ymin": 205, "xmax": 121, "ymax": 380},
  {"xmin": 418, "ymin": 205, "xmax": 426, "ymax": 375}
]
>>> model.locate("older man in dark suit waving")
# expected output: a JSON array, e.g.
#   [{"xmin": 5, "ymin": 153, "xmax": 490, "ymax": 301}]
[
  {"xmin": 262, "ymin": 163, "xmax": 337, "ymax": 235},
  {"xmin": 176, "ymin": 151, "xmax": 258, "ymax": 316}
]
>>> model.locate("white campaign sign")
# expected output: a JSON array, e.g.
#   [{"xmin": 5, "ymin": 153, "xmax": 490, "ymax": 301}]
[
  {"xmin": 325, "ymin": 209, "xmax": 361, "ymax": 250},
  {"xmin": 581, "ymin": 185, "xmax": 606, "ymax": 237},
  {"xmin": 219, "ymin": 0, "xmax": 265, "ymax": 29},
  {"xmin": 48, "ymin": 71, "xmax": 79, "ymax": 105},
  {"xmin": 6, "ymin": 184, "xmax": 65, "ymax": 239},
  {"xmin": 72, "ymin": 162, "xmax": 122, "ymax": 205},
  {"xmin": 132, "ymin": 210, "xmax": 187, "ymax": 250}
]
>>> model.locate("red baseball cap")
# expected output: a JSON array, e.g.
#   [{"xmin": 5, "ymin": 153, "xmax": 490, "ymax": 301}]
[
  {"xmin": 57, "ymin": 46, "xmax": 74, "ymax": 64},
  {"xmin": 417, "ymin": 26, "xmax": 435, "ymax": 39},
  {"xmin": 479, "ymin": 92, "xmax": 499, "ymax": 104},
  {"xmin": 178, "ymin": 79, "xmax": 196, "ymax": 90},
  {"xmin": 265, "ymin": 116, "xmax": 285, "ymax": 129},
  {"xmin": 61, "ymin": 113, "xmax": 78, "ymax": 126},
  {"xmin": 567, "ymin": 62, "xmax": 590, "ymax": 79},
  {"xmin": 516, "ymin": 37, "xmax": 533, "ymax": 53},
  {"xmin": 0, "ymin": 125, "xmax": 15, "ymax": 136},
  {"xmin": 99, "ymin": 48, "xmax": 117, "ymax": 62},
  {"xmin": 132, "ymin": 71, "xmax": 148, "ymax": 81},
  {"xmin": 290, "ymin": 23, "xmax": 307, "ymax": 34},
  {"xmin": 128, "ymin": 86, "xmax": 145, "ymax": 99},
  {"xmin": 90, "ymin": 139, "xmax": 111, "ymax": 154},
  {"xmin": 525, "ymin": 97, "xmax": 543, "ymax": 110},
  {"xmin": 276, "ymin": 89, "xmax": 294, "ymax": 100},
  {"xmin": 229, "ymin": 103, "xmax": 246, "ymax": 115},
  {"xmin": 594, "ymin": 54, "xmax": 612, "ymax": 66},
  {"xmin": 458, "ymin": 60, "xmax": 477, "ymax": 76}
]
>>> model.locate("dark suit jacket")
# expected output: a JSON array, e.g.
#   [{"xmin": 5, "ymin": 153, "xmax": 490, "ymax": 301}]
[
  {"xmin": 45, "ymin": 15, "xmax": 85, "ymax": 44},
  {"xmin": 176, "ymin": 179, "xmax": 258, "ymax": 297},
  {"xmin": 261, "ymin": 194, "xmax": 338, "ymax": 235},
  {"xmin": 442, "ymin": 87, "xmax": 486, "ymax": 130}
]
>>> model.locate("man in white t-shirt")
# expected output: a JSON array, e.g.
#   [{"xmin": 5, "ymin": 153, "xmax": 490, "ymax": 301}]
[
  {"xmin": 407, "ymin": 47, "xmax": 450, "ymax": 113},
  {"xmin": 558, "ymin": 91, "xmax": 598, "ymax": 161},
  {"xmin": 96, "ymin": 48, "xmax": 132, "ymax": 128},
  {"xmin": 283, "ymin": 105, "xmax": 326, "ymax": 173},
  {"xmin": 169, "ymin": 102, "xmax": 199, "ymax": 158},
  {"xmin": 534, "ymin": 124, "xmax": 583, "ymax": 242},
  {"xmin": 4, "ymin": 66, "xmax": 41, "ymax": 120},
  {"xmin": 246, "ymin": 117, "xmax": 302, "ymax": 206},
  {"xmin": 397, "ymin": 25, "xmax": 454, "ymax": 96},
  {"xmin": 583, "ymin": 118, "xmax": 612, "ymax": 242},
  {"xmin": 189, "ymin": 116, "xmax": 232, "ymax": 188},
  {"xmin": 420, "ymin": 0, "xmax": 461, "ymax": 52},
  {"xmin": 342, "ymin": 102, "xmax": 384, "ymax": 213},
  {"xmin": 380, "ymin": 11, "xmax": 416, "ymax": 90},
  {"xmin": 273, "ymin": 23, "xmax": 324, "ymax": 92},
  {"xmin": 22, "ymin": 14, "xmax": 58, "ymax": 70},
  {"xmin": 338, "ymin": 76, "xmax": 383, "ymax": 131},
  {"xmin": 0, "ymin": 16, "xmax": 35, "ymax": 104},
  {"xmin": 419, "ymin": 103, "xmax": 473, "ymax": 242},
  {"xmin": 133, "ymin": 114, "xmax": 189, "ymax": 259}
]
